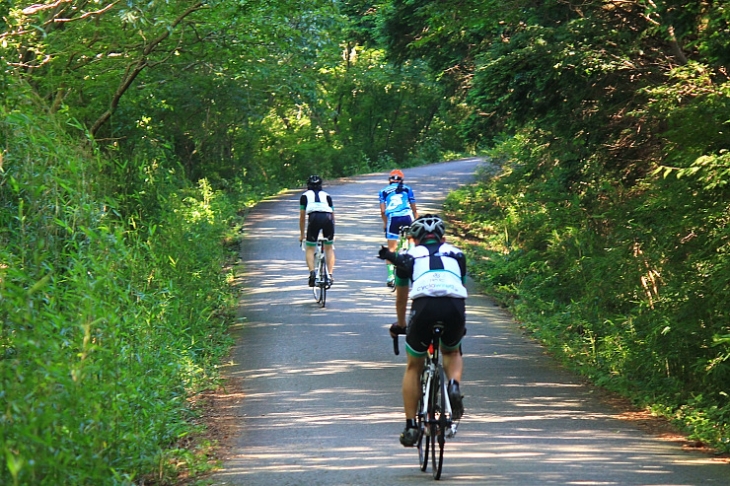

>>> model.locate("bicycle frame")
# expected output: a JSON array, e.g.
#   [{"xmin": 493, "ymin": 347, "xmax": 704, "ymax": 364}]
[
  {"xmin": 420, "ymin": 326, "xmax": 457, "ymax": 435},
  {"xmin": 397, "ymin": 225, "xmax": 411, "ymax": 252}
]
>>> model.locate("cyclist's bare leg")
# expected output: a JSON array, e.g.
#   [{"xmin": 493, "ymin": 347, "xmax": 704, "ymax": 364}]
[
  {"xmin": 442, "ymin": 349, "xmax": 463, "ymax": 383},
  {"xmin": 385, "ymin": 239, "xmax": 398, "ymax": 281},
  {"xmin": 324, "ymin": 244, "xmax": 335, "ymax": 275},
  {"xmin": 305, "ymin": 246, "xmax": 315, "ymax": 271},
  {"xmin": 402, "ymin": 354, "xmax": 425, "ymax": 419}
]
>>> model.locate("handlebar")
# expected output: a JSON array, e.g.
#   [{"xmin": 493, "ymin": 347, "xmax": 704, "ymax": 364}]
[{"xmin": 390, "ymin": 323, "xmax": 406, "ymax": 355}]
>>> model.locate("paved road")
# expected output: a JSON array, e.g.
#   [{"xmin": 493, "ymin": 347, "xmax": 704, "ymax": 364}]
[{"xmin": 209, "ymin": 159, "xmax": 728, "ymax": 485}]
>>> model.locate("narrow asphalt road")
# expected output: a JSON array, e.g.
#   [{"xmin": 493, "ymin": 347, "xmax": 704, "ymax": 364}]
[{"xmin": 208, "ymin": 159, "xmax": 728, "ymax": 485}]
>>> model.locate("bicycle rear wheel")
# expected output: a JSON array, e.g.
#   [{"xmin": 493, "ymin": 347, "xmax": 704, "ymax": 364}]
[
  {"xmin": 417, "ymin": 397, "xmax": 429, "ymax": 471},
  {"xmin": 431, "ymin": 367, "xmax": 446, "ymax": 480},
  {"xmin": 312, "ymin": 254, "xmax": 322, "ymax": 302},
  {"xmin": 317, "ymin": 249, "xmax": 327, "ymax": 307},
  {"xmin": 312, "ymin": 275, "xmax": 322, "ymax": 302},
  {"xmin": 312, "ymin": 248, "xmax": 324, "ymax": 305}
]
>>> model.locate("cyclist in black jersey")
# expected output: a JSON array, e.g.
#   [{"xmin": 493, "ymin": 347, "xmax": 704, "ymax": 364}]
[
  {"xmin": 299, "ymin": 175, "xmax": 335, "ymax": 287},
  {"xmin": 378, "ymin": 214, "xmax": 466, "ymax": 446}
]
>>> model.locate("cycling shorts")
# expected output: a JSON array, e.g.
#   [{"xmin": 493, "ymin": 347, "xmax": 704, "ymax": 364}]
[
  {"xmin": 385, "ymin": 215, "xmax": 413, "ymax": 240},
  {"xmin": 306, "ymin": 212, "xmax": 335, "ymax": 245},
  {"xmin": 405, "ymin": 297, "xmax": 466, "ymax": 357}
]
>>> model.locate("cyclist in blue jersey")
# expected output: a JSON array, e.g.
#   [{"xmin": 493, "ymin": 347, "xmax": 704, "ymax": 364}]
[
  {"xmin": 379, "ymin": 169, "xmax": 418, "ymax": 287},
  {"xmin": 378, "ymin": 214, "xmax": 466, "ymax": 447},
  {"xmin": 299, "ymin": 175, "xmax": 335, "ymax": 287}
]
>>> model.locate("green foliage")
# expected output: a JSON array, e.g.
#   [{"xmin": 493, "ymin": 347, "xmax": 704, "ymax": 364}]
[
  {"xmin": 1, "ymin": 0, "xmax": 460, "ymax": 190},
  {"xmin": 448, "ymin": 134, "xmax": 730, "ymax": 452},
  {"xmin": 0, "ymin": 89, "xmax": 236, "ymax": 484},
  {"xmin": 11, "ymin": 0, "xmax": 730, "ymax": 478},
  {"xmin": 388, "ymin": 0, "xmax": 730, "ymax": 452},
  {"xmin": 0, "ymin": 5, "xmax": 471, "ymax": 481}
]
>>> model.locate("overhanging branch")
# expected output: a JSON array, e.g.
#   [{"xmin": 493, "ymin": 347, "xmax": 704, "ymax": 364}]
[{"xmin": 89, "ymin": 1, "xmax": 205, "ymax": 137}]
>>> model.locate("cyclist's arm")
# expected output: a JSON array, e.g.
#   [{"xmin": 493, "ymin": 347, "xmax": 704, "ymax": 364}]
[
  {"xmin": 380, "ymin": 202, "xmax": 387, "ymax": 228},
  {"xmin": 456, "ymin": 251, "xmax": 467, "ymax": 282},
  {"xmin": 407, "ymin": 188, "xmax": 418, "ymax": 219},
  {"xmin": 394, "ymin": 255, "xmax": 412, "ymax": 327},
  {"xmin": 395, "ymin": 285, "xmax": 408, "ymax": 328},
  {"xmin": 410, "ymin": 202, "xmax": 418, "ymax": 219},
  {"xmin": 299, "ymin": 208, "xmax": 306, "ymax": 241},
  {"xmin": 327, "ymin": 195, "xmax": 335, "ymax": 224},
  {"xmin": 299, "ymin": 193, "xmax": 309, "ymax": 241}
]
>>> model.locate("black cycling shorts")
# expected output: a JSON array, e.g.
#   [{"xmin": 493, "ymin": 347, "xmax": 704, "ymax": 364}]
[
  {"xmin": 306, "ymin": 212, "xmax": 335, "ymax": 243},
  {"xmin": 405, "ymin": 297, "xmax": 466, "ymax": 357}
]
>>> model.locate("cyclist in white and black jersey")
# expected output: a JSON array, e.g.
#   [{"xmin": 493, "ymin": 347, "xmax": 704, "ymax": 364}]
[
  {"xmin": 378, "ymin": 214, "xmax": 466, "ymax": 447},
  {"xmin": 299, "ymin": 175, "xmax": 335, "ymax": 287}
]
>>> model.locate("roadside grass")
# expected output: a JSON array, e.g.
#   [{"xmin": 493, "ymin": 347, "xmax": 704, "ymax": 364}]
[{"xmin": 0, "ymin": 101, "xmax": 247, "ymax": 484}]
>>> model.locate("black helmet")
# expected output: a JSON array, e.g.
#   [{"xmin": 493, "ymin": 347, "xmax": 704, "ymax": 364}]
[
  {"xmin": 410, "ymin": 214, "xmax": 445, "ymax": 241},
  {"xmin": 307, "ymin": 174, "xmax": 322, "ymax": 190}
]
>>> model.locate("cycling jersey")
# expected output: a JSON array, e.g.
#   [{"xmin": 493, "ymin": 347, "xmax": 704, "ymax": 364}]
[
  {"xmin": 300, "ymin": 189, "xmax": 335, "ymax": 244},
  {"xmin": 379, "ymin": 183, "xmax": 416, "ymax": 218},
  {"xmin": 396, "ymin": 242, "xmax": 468, "ymax": 299},
  {"xmin": 394, "ymin": 240, "xmax": 468, "ymax": 357},
  {"xmin": 300, "ymin": 190, "xmax": 334, "ymax": 214}
]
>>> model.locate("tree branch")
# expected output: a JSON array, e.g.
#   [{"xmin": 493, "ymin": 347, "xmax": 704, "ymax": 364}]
[
  {"xmin": 89, "ymin": 1, "xmax": 205, "ymax": 136},
  {"xmin": 49, "ymin": 1, "xmax": 120, "ymax": 25}
]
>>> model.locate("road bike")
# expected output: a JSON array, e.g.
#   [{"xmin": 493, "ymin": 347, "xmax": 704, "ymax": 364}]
[
  {"xmin": 393, "ymin": 324, "xmax": 459, "ymax": 480},
  {"xmin": 312, "ymin": 236, "xmax": 329, "ymax": 307},
  {"xmin": 389, "ymin": 225, "xmax": 411, "ymax": 292}
]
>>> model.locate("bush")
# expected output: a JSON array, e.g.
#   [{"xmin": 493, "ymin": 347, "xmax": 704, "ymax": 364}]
[{"xmin": 0, "ymin": 90, "xmax": 236, "ymax": 484}]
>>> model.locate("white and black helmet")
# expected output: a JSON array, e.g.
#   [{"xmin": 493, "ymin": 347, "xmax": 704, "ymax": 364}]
[{"xmin": 410, "ymin": 214, "xmax": 445, "ymax": 241}]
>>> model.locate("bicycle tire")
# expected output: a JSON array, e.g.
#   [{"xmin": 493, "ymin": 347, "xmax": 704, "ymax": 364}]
[
  {"xmin": 312, "ymin": 254, "xmax": 322, "ymax": 302},
  {"xmin": 423, "ymin": 363, "xmax": 439, "ymax": 479},
  {"xmin": 312, "ymin": 273, "xmax": 322, "ymax": 302},
  {"xmin": 417, "ymin": 396, "xmax": 429, "ymax": 471},
  {"xmin": 317, "ymin": 246, "xmax": 327, "ymax": 307},
  {"xmin": 432, "ymin": 365, "xmax": 448, "ymax": 479},
  {"xmin": 312, "ymin": 245, "xmax": 324, "ymax": 305}
]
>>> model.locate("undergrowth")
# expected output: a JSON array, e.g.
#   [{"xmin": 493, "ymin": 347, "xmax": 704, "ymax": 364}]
[
  {"xmin": 445, "ymin": 149, "xmax": 730, "ymax": 455},
  {"xmin": 0, "ymin": 93, "xmax": 247, "ymax": 484}
]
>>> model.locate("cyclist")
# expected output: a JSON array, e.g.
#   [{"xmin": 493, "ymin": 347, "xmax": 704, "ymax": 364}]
[
  {"xmin": 379, "ymin": 169, "xmax": 418, "ymax": 287},
  {"xmin": 378, "ymin": 214, "xmax": 467, "ymax": 447},
  {"xmin": 299, "ymin": 175, "xmax": 335, "ymax": 287}
]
